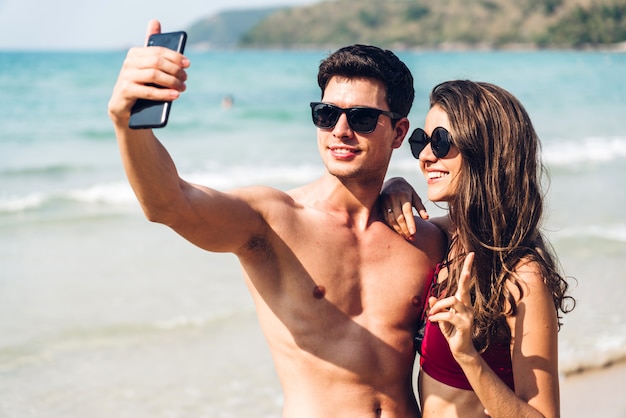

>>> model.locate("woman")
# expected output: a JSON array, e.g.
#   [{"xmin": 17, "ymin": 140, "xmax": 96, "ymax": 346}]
[{"xmin": 382, "ymin": 80, "xmax": 574, "ymax": 417}]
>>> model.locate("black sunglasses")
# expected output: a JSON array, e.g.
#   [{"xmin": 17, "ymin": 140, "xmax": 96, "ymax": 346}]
[
  {"xmin": 408, "ymin": 127, "xmax": 453, "ymax": 159},
  {"xmin": 310, "ymin": 102, "xmax": 402, "ymax": 134}
]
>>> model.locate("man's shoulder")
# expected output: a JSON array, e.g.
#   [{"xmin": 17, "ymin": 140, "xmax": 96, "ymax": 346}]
[
  {"xmin": 225, "ymin": 185, "xmax": 303, "ymax": 231},
  {"xmin": 411, "ymin": 216, "xmax": 448, "ymax": 262},
  {"xmin": 230, "ymin": 185, "xmax": 295, "ymax": 207}
]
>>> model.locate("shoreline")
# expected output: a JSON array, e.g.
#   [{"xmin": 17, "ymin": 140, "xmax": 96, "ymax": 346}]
[
  {"xmin": 561, "ymin": 352, "xmax": 626, "ymax": 378},
  {"xmin": 560, "ymin": 359, "xmax": 626, "ymax": 417}
]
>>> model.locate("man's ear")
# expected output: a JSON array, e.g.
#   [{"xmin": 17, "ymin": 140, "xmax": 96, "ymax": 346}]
[{"xmin": 392, "ymin": 117, "xmax": 410, "ymax": 149}]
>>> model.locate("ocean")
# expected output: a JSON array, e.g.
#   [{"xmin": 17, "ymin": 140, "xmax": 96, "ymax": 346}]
[{"xmin": 1, "ymin": 48, "xmax": 625, "ymax": 417}]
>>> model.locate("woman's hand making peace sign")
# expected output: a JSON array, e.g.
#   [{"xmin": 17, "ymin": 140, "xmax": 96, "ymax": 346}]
[{"xmin": 427, "ymin": 252, "xmax": 478, "ymax": 361}]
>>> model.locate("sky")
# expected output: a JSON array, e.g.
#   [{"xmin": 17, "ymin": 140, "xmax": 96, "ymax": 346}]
[{"xmin": 0, "ymin": 0, "xmax": 318, "ymax": 50}]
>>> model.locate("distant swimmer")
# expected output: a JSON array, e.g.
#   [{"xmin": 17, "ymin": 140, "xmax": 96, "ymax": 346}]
[{"xmin": 221, "ymin": 95, "xmax": 233, "ymax": 109}]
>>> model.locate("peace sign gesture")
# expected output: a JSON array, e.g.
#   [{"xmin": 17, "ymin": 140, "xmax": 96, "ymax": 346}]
[{"xmin": 427, "ymin": 252, "xmax": 477, "ymax": 359}]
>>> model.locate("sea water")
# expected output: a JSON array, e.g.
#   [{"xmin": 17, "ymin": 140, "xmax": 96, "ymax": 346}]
[{"xmin": 0, "ymin": 49, "xmax": 625, "ymax": 417}]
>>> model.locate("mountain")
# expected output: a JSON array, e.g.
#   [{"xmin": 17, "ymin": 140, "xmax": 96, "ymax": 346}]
[
  {"xmin": 186, "ymin": 0, "xmax": 626, "ymax": 49},
  {"xmin": 185, "ymin": 7, "xmax": 284, "ymax": 49}
]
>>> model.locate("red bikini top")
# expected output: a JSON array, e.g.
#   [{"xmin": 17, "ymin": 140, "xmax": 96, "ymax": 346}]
[{"xmin": 418, "ymin": 262, "xmax": 515, "ymax": 391}]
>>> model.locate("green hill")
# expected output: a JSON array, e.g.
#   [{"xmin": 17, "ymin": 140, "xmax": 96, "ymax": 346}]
[
  {"xmin": 187, "ymin": 0, "xmax": 626, "ymax": 49},
  {"xmin": 186, "ymin": 7, "xmax": 284, "ymax": 49}
]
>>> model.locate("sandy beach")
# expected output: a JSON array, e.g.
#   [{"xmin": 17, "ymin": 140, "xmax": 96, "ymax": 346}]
[{"xmin": 560, "ymin": 360, "xmax": 626, "ymax": 417}]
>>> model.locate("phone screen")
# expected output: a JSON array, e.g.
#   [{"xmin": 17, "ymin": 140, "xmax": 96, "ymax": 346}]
[{"xmin": 128, "ymin": 31, "xmax": 187, "ymax": 129}]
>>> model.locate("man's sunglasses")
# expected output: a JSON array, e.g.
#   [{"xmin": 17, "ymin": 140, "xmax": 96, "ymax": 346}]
[
  {"xmin": 408, "ymin": 127, "xmax": 453, "ymax": 159},
  {"xmin": 310, "ymin": 102, "xmax": 402, "ymax": 134}
]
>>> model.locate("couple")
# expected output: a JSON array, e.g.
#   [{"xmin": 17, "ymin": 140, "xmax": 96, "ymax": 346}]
[{"xmin": 108, "ymin": 20, "xmax": 573, "ymax": 418}]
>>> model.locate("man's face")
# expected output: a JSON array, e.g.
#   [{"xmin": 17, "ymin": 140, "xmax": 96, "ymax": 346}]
[{"xmin": 317, "ymin": 76, "xmax": 407, "ymax": 183}]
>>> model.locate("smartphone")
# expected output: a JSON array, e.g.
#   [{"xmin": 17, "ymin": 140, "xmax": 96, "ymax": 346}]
[{"xmin": 128, "ymin": 31, "xmax": 187, "ymax": 129}]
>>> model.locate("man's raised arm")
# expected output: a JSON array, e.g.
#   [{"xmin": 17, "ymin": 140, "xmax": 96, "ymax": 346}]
[{"xmin": 107, "ymin": 20, "xmax": 265, "ymax": 254}]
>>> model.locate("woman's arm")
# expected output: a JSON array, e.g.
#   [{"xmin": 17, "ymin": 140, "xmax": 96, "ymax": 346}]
[{"xmin": 500, "ymin": 262, "xmax": 560, "ymax": 417}]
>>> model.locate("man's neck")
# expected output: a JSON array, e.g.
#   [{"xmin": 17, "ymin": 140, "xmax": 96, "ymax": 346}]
[{"xmin": 313, "ymin": 174, "xmax": 385, "ymax": 229}]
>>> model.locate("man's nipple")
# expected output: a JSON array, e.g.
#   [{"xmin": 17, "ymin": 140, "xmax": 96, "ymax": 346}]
[{"xmin": 312, "ymin": 285, "xmax": 326, "ymax": 299}]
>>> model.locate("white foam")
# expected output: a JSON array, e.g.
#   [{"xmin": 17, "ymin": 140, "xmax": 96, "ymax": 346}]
[
  {"xmin": 66, "ymin": 182, "xmax": 136, "ymax": 205},
  {"xmin": 0, "ymin": 193, "xmax": 46, "ymax": 212},
  {"xmin": 0, "ymin": 164, "xmax": 323, "ymax": 215},
  {"xmin": 560, "ymin": 333, "xmax": 626, "ymax": 374},
  {"xmin": 542, "ymin": 136, "xmax": 626, "ymax": 166},
  {"xmin": 390, "ymin": 136, "xmax": 626, "ymax": 173},
  {"xmin": 553, "ymin": 224, "xmax": 626, "ymax": 244},
  {"xmin": 184, "ymin": 163, "xmax": 321, "ymax": 189},
  {"xmin": 0, "ymin": 183, "xmax": 137, "ymax": 214}
]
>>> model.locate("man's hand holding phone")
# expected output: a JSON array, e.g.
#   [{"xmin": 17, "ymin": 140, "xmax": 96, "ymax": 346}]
[{"xmin": 107, "ymin": 20, "xmax": 190, "ymax": 130}]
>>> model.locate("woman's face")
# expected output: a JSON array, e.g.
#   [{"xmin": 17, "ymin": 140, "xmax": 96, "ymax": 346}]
[{"xmin": 419, "ymin": 105, "xmax": 463, "ymax": 203}]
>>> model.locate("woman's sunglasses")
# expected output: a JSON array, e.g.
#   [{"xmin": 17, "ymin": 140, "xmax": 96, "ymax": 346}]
[
  {"xmin": 408, "ymin": 127, "xmax": 453, "ymax": 159},
  {"xmin": 310, "ymin": 102, "xmax": 402, "ymax": 134}
]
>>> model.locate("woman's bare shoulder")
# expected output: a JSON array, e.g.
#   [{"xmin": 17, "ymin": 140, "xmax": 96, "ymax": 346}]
[
  {"xmin": 507, "ymin": 258, "xmax": 552, "ymax": 306},
  {"xmin": 427, "ymin": 215, "xmax": 452, "ymax": 242}
]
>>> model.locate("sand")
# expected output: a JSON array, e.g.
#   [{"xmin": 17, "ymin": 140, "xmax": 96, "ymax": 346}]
[{"xmin": 560, "ymin": 360, "xmax": 626, "ymax": 417}]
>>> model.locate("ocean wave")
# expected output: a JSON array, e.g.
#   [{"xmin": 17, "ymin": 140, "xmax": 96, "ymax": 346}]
[
  {"xmin": 0, "ymin": 192, "xmax": 47, "ymax": 212},
  {"xmin": 184, "ymin": 163, "xmax": 321, "ymax": 189},
  {"xmin": 551, "ymin": 224, "xmax": 626, "ymax": 244},
  {"xmin": 0, "ymin": 182, "xmax": 136, "ymax": 214},
  {"xmin": 0, "ymin": 164, "xmax": 323, "ymax": 214},
  {"xmin": 0, "ymin": 163, "xmax": 91, "ymax": 177},
  {"xmin": 66, "ymin": 182, "xmax": 136, "ymax": 205},
  {"xmin": 389, "ymin": 136, "xmax": 626, "ymax": 174},
  {"xmin": 542, "ymin": 136, "xmax": 626, "ymax": 166},
  {"xmin": 560, "ymin": 333, "xmax": 626, "ymax": 376}
]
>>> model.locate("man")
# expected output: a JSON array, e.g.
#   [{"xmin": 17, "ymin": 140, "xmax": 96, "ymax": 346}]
[{"xmin": 108, "ymin": 20, "xmax": 444, "ymax": 418}]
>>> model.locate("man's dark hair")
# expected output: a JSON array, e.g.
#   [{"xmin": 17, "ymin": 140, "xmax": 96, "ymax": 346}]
[{"xmin": 317, "ymin": 44, "xmax": 414, "ymax": 118}]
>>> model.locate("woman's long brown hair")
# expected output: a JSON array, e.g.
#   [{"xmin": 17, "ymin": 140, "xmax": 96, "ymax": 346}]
[{"xmin": 430, "ymin": 80, "xmax": 575, "ymax": 351}]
